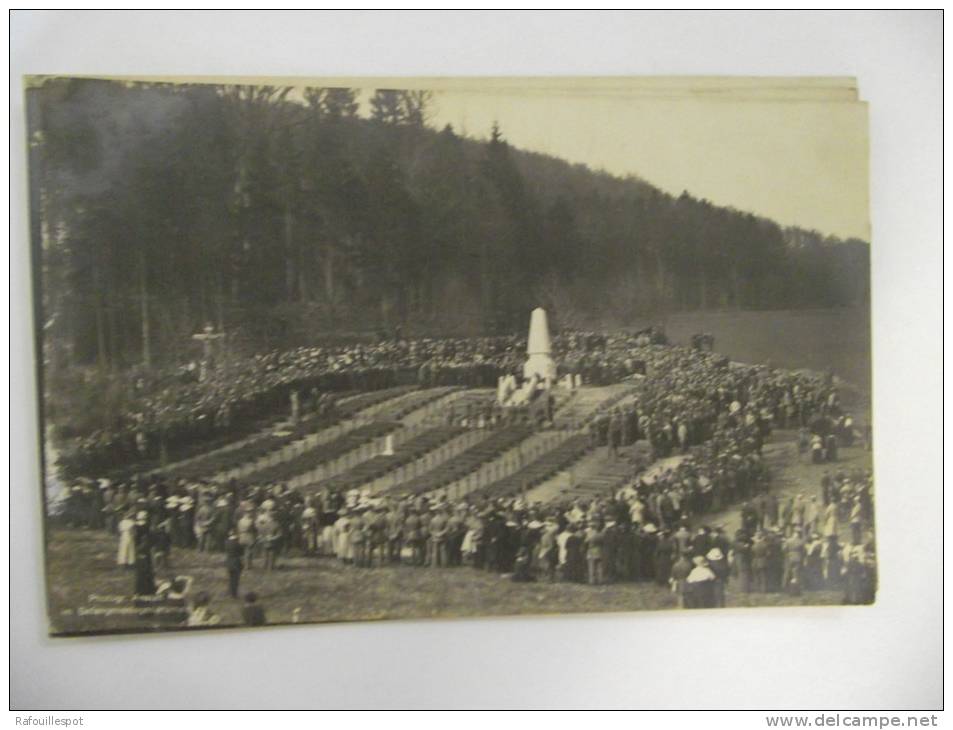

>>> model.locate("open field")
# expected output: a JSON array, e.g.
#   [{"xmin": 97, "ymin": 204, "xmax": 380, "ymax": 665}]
[{"xmin": 45, "ymin": 527, "xmax": 844, "ymax": 636}]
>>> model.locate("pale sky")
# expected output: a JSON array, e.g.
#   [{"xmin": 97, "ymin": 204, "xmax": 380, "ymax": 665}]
[{"xmin": 420, "ymin": 88, "xmax": 870, "ymax": 242}]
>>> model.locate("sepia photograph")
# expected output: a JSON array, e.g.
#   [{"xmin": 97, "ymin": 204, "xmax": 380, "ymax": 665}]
[{"xmin": 27, "ymin": 74, "xmax": 875, "ymax": 637}]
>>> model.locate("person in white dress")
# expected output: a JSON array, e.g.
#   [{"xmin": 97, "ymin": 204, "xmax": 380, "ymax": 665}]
[
  {"xmin": 822, "ymin": 501, "xmax": 839, "ymax": 538},
  {"xmin": 333, "ymin": 512, "xmax": 352, "ymax": 562},
  {"xmin": 117, "ymin": 510, "xmax": 136, "ymax": 567}
]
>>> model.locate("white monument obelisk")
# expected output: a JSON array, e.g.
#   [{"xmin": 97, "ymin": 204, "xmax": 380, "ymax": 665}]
[{"xmin": 523, "ymin": 307, "xmax": 557, "ymax": 385}]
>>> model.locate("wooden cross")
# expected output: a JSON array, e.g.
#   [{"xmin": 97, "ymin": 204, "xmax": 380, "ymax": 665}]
[{"xmin": 191, "ymin": 324, "xmax": 224, "ymax": 382}]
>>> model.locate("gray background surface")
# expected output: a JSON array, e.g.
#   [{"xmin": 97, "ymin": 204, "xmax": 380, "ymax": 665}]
[{"xmin": 9, "ymin": 10, "xmax": 943, "ymax": 709}]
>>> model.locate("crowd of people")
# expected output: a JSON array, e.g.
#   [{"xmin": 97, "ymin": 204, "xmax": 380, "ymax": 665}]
[
  {"xmin": 57, "ymin": 329, "xmax": 656, "ymax": 479},
  {"xmin": 56, "ymin": 329, "xmax": 876, "ymax": 623}
]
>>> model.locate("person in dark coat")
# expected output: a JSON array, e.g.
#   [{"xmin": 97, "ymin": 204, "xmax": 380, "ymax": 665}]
[
  {"xmin": 133, "ymin": 512, "xmax": 155, "ymax": 596},
  {"xmin": 152, "ymin": 517, "xmax": 173, "ymax": 571},
  {"xmin": 627, "ymin": 526, "xmax": 643, "ymax": 582},
  {"xmin": 565, "ymin": 526, "xmax": 586, "ymax": 583},
  {"xmin": 685, "ymin": 557, "xmax": 718, "ymax": 609},
  {"xmin": 670, "ymin": 553, "xmax": 693, "ymax": 608},
  {"xmin": 803, "ymin": 533, "xmax": 824, "ymax": 590},
  {"xmin": 843, "ymin": 543, "xmax": 867, "ymax": 605},
  {"xmin": 765, "ymin": 492, "xmax": 779, "ymax": 528},
  {"xmin": 614, "ymin": 522, "xmax": 632, "ymax": 582},
  {"xmin": 825, "ymin": 433, "xmax": 839, "ymax": 462},
  {"xmin": 654, "ymin": 531, "xmax": 674, "ymax": 587},
  {"xmin": 860, "ymin": 545, "xmax": 877, "ymax": 604},
  {"xmin": 640, "ymin": 524, "xmax": 659, "ymax": 582},
  {"xmin": 225, "ymin": 532, "xmax": 244, "ymax": 599},
  {"xmin": 750, "ymin": 530, "xmax": 769, "ymax": 593},
  {"xmin": 732, "ymin": 530, "xmax": 753, "ymax": 593},
  {"xmin": 602, "ymin": 520, "xmax": 619, "ymax": 583},
  {"xmin": 706, "ymin": 548, "xmax": 729, "ymax": 607},
  {"xmin": 511, "ymin": 546, "xmax": 535, "ymax": 583},
  {"xmin": 690, "ymin": 527, "xmax": 710, "ymax": 558},
  {"xmin": 740, "ymin": 501, "xmax": 759, "ymax": 535},
  {"xmin": 608, "ymin": 411, "xmax": 623, "ymax": 459},
  {"xmin": 766, "ymin": 529, "xmax": 785, "ymax": 592}
]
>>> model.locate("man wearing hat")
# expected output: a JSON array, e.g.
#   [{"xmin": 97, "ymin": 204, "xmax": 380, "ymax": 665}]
[
  {"xmin": 706, "ymin": 547, "xmax": 729, "ymax": 607},
  {"xmin": 673, "ymin": 521, "xmax": 692, "ymax": 559},
  {"xmin": 689, "ymin": 527, "xmax": 710, "ymax": 559},
  {"xmin": 364, "ymin": 506, "xmax": 387, "ymax": 568},
  {"xmin": 447, "ymin": 507, "xmax": 468, "ymax": 567},
  {"xmin": 428, "ymin": 506, "xmax": 449, "ymax": 569}
]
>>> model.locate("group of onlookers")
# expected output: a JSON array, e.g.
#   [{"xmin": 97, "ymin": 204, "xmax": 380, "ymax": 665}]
[{"xmin": 56, "ymin": 330, "xmax": 876, "ymax": 625}]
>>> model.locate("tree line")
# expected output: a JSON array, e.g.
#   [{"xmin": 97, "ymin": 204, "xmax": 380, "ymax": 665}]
[{"xmin": 28, "ymin": 78, "xmax": 870, "ymax": 373}]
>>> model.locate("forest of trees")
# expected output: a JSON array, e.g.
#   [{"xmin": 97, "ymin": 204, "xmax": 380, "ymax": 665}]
[{"xmin": 28, "ymin": 78, "xmax": 870, "ymax": 373}]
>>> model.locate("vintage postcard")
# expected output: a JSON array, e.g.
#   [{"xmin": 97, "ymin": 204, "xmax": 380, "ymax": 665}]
[{"xmin": 26, "ymin": 76, "xmax": 873, "ymax": 636}]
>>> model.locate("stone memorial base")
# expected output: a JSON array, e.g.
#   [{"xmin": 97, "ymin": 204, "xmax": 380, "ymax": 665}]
[{"xmin": 523, "ymin": 353, "xmax": 557, "ymax": 385}]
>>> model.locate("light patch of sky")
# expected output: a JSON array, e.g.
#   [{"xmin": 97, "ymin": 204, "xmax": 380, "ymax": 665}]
[{"xmin": 317, "ymin": 85, "xmax": 869, "ymax": 242}]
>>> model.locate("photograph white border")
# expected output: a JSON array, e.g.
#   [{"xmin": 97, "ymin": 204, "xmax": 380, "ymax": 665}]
[{"xmin": 8, "ymin": 10, "xmax": 943, "ymax": 710}]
